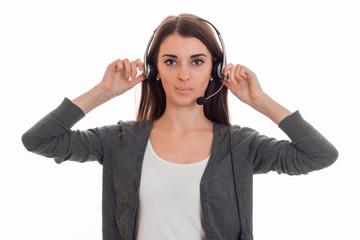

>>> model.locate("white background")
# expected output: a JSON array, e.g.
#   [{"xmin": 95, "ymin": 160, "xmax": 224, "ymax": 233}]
[{"xmin": 1, "ymin": 0, "xmax": 359, "ymax": 239}]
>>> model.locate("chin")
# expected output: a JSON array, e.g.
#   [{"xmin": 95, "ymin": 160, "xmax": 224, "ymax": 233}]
[{"xmin": 167, "ymin": 96, "xmax": 199, "ymax": 108}]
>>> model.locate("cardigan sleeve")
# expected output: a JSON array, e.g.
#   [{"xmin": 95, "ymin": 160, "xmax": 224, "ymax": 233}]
[
  {"xmin": 250, "ymin": 111, "xmax": 338, "ymax": 175},
  {"xmin": 22, "ymin": 98, "xmax": 105, "ymax": 164}
]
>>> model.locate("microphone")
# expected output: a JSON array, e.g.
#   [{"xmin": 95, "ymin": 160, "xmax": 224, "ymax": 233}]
[
  {"xmin": 196, "ymin": 96, "xmax": 207, "ymax": 105},
  {"xmin": 196, "ymin": 77, "xmax": 227, "ymax": 105}
]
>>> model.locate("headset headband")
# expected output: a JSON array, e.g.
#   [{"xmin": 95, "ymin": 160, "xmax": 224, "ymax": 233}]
[{"xmin": 143, "ymin": 17, "xmax": 227, "ymax": 79}]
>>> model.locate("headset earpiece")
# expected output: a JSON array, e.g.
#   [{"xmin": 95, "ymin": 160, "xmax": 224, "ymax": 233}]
[
  {"xmin": 147, "ymin": 61, "xmax": 158, "ymax": 81},
  {"xmin": 218, "ymin": 60, "xmax": 226, "ymax": 79},
  {"xmin": 143, "ymin": 63, "xmax": 150, "ymax": 79},
  {"xmin": 143, "ymin": 30, "xmax": 156, "ymax": 79},
  {"xmin": 212, "ymin": 58, "xmax": 225, "ymax": 81},
  {"xmin": 143, "ymin": 57, "xmax": 158, "ymax": 81}
]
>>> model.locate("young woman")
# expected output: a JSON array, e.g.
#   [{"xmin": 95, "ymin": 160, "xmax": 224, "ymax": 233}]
[{"xmin": 22, "ymin": 14, "xmax": 338, "ymax": 240}]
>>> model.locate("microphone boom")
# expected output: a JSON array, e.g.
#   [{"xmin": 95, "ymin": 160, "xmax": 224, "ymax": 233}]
[{"xmin": 196, "ymin": 78, "xmax": 226, "ymax": 105}]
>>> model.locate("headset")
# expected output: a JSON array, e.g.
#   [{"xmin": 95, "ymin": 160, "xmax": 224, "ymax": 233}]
[
  {"xmin": 143, "ymin": 17, "xmax": 227, "ymax": 105},
  {"xmin": 142, "ymin": 17, "xmax": 243, "ymax": 238}
]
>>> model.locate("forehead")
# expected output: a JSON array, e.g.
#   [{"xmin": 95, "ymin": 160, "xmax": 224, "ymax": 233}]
[{"xmin": 158, "ymin": 33, "xmax": 211, "ymax": 57}]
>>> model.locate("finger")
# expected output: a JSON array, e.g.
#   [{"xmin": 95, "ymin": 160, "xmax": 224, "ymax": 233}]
[
  {"xmin": 235, "ymin": 64, "xmax": 242, "ymax": 80},
  {"xmin": 223, "ymin": 75, "xmax": 238, "ymax": 94},
  {"xmin": 239, "ymin": 65, "xmax": 247, "ymax": 79},
  {"xmin": 130, "ymin": 61, "xmax": 137, "ymax": 80},
  {"xmin": 135, "ymin": 58, "xmax": 144, "ymax": 72},
  {"xmin": 134, "ymin": 73, "xmax": 146, "ymax": 84},
  {"xmin": 223, "ymin": 76, "xmax": 232, "ymax": 89},
  {"xmin": 229, "ymin": 65, "xmax": 236, "ymax": 83},
  {"xmin": 244, "ymin": 67, "xmax": 261, "ymax": 90},
  {"xmin": 245, "ymin": 66, "xmax": 256, "ymax": 79},
  {"xmin": 129, "ymin": 73, "xmax": 146, "ymax": 88},
  {"xmin": 115, "ymin": 59, "xmax": 124, "ymax": 72},
  {"xmin": 122, "ymin": 59, "xmax": 131, "ymax": 78},
  {"xmin": 235, "ymin": 64, "xmax": 247, "ymax": 82},
  {"xmin": 223, "ymin": 63, "xmax": 234, "ymax": 81},
  {"xmin": 107, "ymin": 59, "xmax": 121, "ymax": 72}
]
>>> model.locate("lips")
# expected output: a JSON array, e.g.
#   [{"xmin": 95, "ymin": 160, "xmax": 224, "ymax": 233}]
[{"xmin": 175, "ymin": 87, "xmax": 192, "ymax": 94}]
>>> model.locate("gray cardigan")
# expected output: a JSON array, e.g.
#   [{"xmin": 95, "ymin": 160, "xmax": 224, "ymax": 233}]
[{"xmin": 22, "ymin": 98, "xmax": 338, "ymax": 240}]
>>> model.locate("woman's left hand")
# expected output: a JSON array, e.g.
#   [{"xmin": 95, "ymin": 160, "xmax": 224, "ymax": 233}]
[{"xmin": 223, "ymin": 64, "xmax": 265, "ymax": 107}]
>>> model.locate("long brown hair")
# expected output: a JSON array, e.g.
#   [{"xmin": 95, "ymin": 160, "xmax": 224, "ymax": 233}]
[{"xmin": 137, "ymin": 13, "xmax": 230, "ymax": 125}]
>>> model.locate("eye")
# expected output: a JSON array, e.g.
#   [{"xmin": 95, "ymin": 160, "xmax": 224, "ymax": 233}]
[
  {"xmin": 165, "ymin": 59, "xmax": 176, "ymax": 65},
  {"xmin": 192, "ymin": 59, "xmax": 204, "ymax": 66}
]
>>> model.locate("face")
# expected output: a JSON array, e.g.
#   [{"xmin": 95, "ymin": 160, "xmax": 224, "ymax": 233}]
[{"xmin": 156, "ymin": 33, "xmax": 213, "ymax": 107}]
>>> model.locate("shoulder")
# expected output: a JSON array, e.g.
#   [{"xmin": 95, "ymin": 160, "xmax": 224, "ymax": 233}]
[
  {"xmin": 214, "ymin": 122, "xmax": 261, "ymax": 144},
  {"xmin": 88, "ymin": 120, "xmax": 154, "ymax": 139},
  {"xmin": 96, "ymin": 120, "xmax": 151, "ymax": 133},
  {"xmin": 117, "ymin": 120, "xmax": 153, "ymax": 130},
  {"xmin": 116, "ymin": 120, "xmax": 154, "ymax": 138},
  {"xmin": 93, "ymin": 121, "xmax": 153, "ymax": 149}
]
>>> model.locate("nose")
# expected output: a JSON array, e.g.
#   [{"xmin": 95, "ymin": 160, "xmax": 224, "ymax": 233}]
[{"xmin": 177, "ymin": 64, "xmax": 190, "ymax": 81}]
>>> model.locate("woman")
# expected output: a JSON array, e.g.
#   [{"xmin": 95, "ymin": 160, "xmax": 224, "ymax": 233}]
[{"xmin": 22, "ymin": 14, "xmax": 338, "ymax": 240}]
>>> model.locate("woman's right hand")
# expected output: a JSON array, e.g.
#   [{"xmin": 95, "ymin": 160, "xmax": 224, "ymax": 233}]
[
  {"xmin": 72, "ymin": 59, "xmax": 146, "ymax": 114},
  {"xmin": 99, "ymin": 58, "xmax": 146, "ymax": 98}
]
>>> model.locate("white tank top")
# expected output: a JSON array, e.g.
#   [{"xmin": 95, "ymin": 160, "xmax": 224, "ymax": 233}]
[{"xmin": 136, "ymin": 140, "xmax": 209, "ymax": 240}]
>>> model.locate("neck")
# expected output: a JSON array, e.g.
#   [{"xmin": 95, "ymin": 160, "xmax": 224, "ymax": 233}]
[{"xmin": 155, "ymin": 103, "xmax": 212, "ymax": 132}]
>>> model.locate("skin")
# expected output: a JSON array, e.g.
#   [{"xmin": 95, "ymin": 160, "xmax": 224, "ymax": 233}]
[
  {"xmin": 150, "ymin": 34, "xmax": 214, "ymax": 164},
  {"xmin": 72, "ymin": 33, "xmax": 291, "ymax": 164}
]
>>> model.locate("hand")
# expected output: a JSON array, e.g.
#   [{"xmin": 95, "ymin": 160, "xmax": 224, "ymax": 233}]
[
  {"xmin": 223, "ymin": 64, "xmax": 265, "ymax": 107},
  {"xmin": 99, "ymin": 58, "xmax": 146, "ymax": 98}
]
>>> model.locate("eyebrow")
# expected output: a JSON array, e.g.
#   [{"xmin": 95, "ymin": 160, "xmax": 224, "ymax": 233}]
[{"xmin": 161, "ymin": 53, "xmax": 208, "ymax": 58}]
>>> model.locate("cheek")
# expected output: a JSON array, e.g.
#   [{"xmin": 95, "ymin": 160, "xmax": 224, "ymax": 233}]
[
  {"xmin": 196, "ymin": 65, "xmax": 212, "ymax": 84},
  {"xmin": 200, "ymin": 78, "xmax": 210, "ymax": 93},
  {"xmin": 157, "ymin": 64, "xmax": 172, "ymax": 79}
]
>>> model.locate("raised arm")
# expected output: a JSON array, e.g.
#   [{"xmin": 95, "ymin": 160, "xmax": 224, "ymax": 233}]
[
  {"xmin": 223, "ymin": 64, "xmax": 338, "ymax": 174},
  {"xmin": 223, "ymin": 64, "xmax": 291, "ymax": 125},
  {"xmin": 22, "ymin": 59, "xmax": 145, "ymax": 163}
]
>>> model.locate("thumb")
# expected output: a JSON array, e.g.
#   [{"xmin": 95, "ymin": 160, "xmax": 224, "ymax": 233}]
[{"xmin": 129, "ymin": 73, "xmax": 146, "ymax": 87}]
